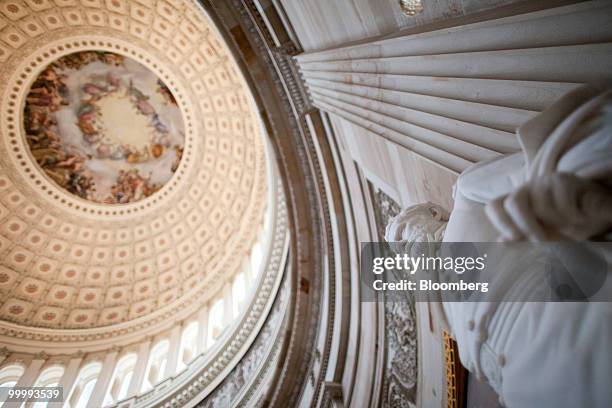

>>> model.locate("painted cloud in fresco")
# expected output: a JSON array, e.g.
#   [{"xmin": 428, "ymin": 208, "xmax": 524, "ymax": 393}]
[{"xmin": 24, "ymin": 51, "xmax": 185, "ymax": 204}]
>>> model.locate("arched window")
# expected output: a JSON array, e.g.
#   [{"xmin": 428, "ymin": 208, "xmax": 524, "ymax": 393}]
[
  {"xmin": 232, "ymin": 273, "xmax": 247, "ymax": 317},
  {"xmin": 103, "ymin": 353, "xmax": 137, "ymax": 406},
  {"xmin": 32, "ymin": 365, "xmax": 64, "ymax": 408},
  {"xmin": 34, "ymin": 365, "xmax": 64, "ymax": 387},
  {"xmin": 66, "ymin": 362, "xmax": 101, "ymax": 408},
  {"xmin": 207, "ymin": 298, "xmax": 225, "ymax": 345},
  {"xmin": 0, "ymin": 363, "xmax": 25, "ymax": 387},
  {"xmin": 141, "ymin": 340, "xmax": 169, "ymax": 392},
  {"xmin": 177, "ymin": 321, "xmax": 199, "ymax": 371}
]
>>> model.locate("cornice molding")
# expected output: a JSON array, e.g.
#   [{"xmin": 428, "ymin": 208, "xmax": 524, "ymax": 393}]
[
  {"xmin": 198, "ymin": 2, "xmax": 330, "ymax": 408},
  {"xmin": 200, "ymin": 2, "xmax": 355, "ymax": 407}
]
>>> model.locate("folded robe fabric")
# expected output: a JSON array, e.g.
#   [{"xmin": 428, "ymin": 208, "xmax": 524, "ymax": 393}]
[
  {"xmin": 442, "ymin": 84, "xmax": 612, "ymax": 407},
  {"xmin": 458, "ymin": 85, "xmax": 612, "ymax": 241}
]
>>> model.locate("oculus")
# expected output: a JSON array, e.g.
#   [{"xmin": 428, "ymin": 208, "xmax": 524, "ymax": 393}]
[{"xmin": 23, "ymin": 51, "xmax": 185, "ymax": 204}]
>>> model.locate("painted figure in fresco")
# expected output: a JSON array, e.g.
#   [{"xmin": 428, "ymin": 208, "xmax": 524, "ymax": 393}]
[
  {"xmin": 157, "ymin": 79, "xmax": 178, "ymax": 105},
  {"xmin": 23, "ymin": 51, "xmax": 184, "ymax": 204},
  {"xmin": 109, "ymin": 169, "xmax": 159, "ymax": 204}
]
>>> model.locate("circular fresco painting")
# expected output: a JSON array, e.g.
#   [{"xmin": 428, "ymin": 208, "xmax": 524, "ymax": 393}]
[{"xmin": 23, "ymin": 51, "xmax": 185, "ymax": 204}]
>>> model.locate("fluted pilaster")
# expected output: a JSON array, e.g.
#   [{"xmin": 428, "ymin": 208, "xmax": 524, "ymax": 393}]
[
  {"xmin": 296, "ymin": 1, "xmax": 612, "ymax": 173},
  {"xmin": 88, "ymin": 349, "xmax": 118, "ymax": 408}
]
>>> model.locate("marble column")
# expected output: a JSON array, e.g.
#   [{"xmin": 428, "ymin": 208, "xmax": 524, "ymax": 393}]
[
  {"xmin": 127, "ymin": 338, "xmax": 152, "ymax": 397},
  {"xmin": 196, "ymin": 306, "xmax": 209, "ymax": 354},
  {"xmin": 13, "ymin": 354, "xmax": 46, "ymax": 388},
  {"xmin": 295, "ymin": 1, "xmax": 612, "ymax": 174},
  {"xmin": 5, "ymin": 354, "xmax": 47, "ymax": 408},
  {"xmin": 243, "ymin": 257, "xmax": 253, "ymax": 289},
  {"xmin": 87, "ymin": 349, "xmax": 118, "ymax": 408},
  {"xmin": 223, "ymin": 283, "xmax": 233, "ymax": 323},
  {"xmin": 48, "ymin": 353, "xmax": 83, "ymax": 408},
  {"xmin": 163, "ymin": 325, "xmax": 182, "ymax": 378}
]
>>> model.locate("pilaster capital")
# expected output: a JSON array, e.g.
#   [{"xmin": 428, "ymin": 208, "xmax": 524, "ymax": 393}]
[{"xmin": 33, "ymin": 351, "xmax": 49, "ymax": 361}]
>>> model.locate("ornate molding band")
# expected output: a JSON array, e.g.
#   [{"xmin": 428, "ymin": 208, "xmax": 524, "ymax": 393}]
[{"xmin": 132, "ymin": 181, "xmax": 289, "ymax": 407}]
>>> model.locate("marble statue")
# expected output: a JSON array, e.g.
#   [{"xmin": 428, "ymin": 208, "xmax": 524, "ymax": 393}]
[
  {"xmin": 386, "ymin": 85, "xmax": 612, "ymax": 407},
  {"xmin": 384, "ymin": 202, "xmax": 449, "ymax": 255}
]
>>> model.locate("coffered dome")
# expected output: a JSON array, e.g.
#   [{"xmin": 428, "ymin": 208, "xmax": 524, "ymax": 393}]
[{"xmin": 0, "ymin": 0, "xmax": 268, "ymax": 330}]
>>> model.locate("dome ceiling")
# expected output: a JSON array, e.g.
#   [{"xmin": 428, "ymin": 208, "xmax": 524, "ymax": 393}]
[{"xmin": 0, "ymin": 0, "xmax": 268, "ymax": 330}]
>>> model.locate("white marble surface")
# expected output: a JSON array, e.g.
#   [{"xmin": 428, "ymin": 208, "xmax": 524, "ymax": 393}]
[
  {"xmin": 329, "ymin": 114, "xmax": 457, "ymax": 208},
  {"xmin": 293, "ymin": 1, "xmax": 612, "ymax": 211},
  {"xmin": 279, "ymin": 0, "xmax": 526, "ymax": 51}
]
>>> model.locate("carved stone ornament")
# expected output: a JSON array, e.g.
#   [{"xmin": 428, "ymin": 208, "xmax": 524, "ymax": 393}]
[
  {"xmin": 385, "ymin": 202, "xmax": 449, "ymax": 246},
  {"xmin": 399, "ymin": 0, "xmax": 424, "ymax": 17},
  {"xmin": 383, "ymin": 299, "xmax": 418, "ymax": 407},
  {"xmin": 371, "ymin": 189, "xmax": 419, "ymax": 407}
]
